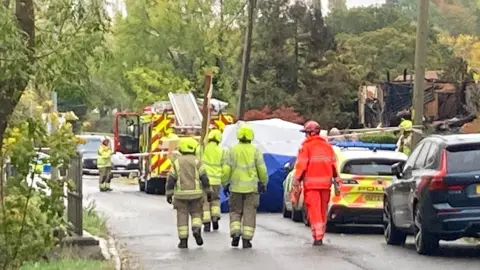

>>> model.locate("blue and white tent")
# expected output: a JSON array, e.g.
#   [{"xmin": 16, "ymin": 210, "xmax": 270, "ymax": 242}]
[{"xmin": 219, "ymin": 119, "xmax": 305, "ymax": 213}]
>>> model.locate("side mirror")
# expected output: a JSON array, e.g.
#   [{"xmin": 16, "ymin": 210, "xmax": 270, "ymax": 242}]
[
  {"xmin": 284, "ymin": 162, "xmax": 293, "ymax": 171},
  {"xmin": 392, "ymin": 162, "xmax": 405, "ymax": 179}
]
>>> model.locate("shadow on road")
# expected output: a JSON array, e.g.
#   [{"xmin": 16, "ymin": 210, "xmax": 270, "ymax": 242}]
[
  {"xmin": 403, "ymin": 243, "xmax": 480, "ymax": 258},
  {"xmin": 331, "ymin": 225, "xmax": 384, "ymax": 235}
]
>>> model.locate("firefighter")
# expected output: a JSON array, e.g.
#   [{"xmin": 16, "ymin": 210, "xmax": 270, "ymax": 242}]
[
  {"xmin": 97, "ymin": 138, "xmax": 113, "ymax": 192},
  {"xmin": 166, "ymin": 137, "xmax": 212, "ymax": 249},
  {"xmin": 201, "ymin": 129, "xmax": 229, "ymax": 232},
  {"xmin": 223, "ymin": 125, "xmax": 268, "ymax": 249},
  {"xmin": 397, "ymin": 119, "xmax": 413, "ymax": 155},
  {"xmin": 292, "ymin": 120, "xmax": 340, "ymax": 246}
]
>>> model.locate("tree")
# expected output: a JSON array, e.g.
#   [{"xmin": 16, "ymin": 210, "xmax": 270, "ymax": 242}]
[
  {"xmin": 326, "ymin": 6, "xmax": 406, "ymax": 35},
  {"xmin": 126, "ymin": 67, "xmax": 191, "ymax": 108},
  {"xmin": 110, "ymin": 0, "xmax": 246, "ymax": 109},
  {"xmin": 328, "ymin": 0, "xmax": 347, "ymax": 11},
  {"xmin": 0, "ymin": 1, "xmax": 109, "ymax": 142}
]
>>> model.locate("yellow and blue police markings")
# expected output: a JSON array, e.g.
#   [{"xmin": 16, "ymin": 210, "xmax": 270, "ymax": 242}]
[{"xmin": 30, "ymin": 152, "xmax": 51, "ymax": 176}]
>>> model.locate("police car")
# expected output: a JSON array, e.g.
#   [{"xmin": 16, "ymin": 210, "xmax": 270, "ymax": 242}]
[{"xmin": 283, "ymin": 142, "xmax": 408, "ymax": 230}]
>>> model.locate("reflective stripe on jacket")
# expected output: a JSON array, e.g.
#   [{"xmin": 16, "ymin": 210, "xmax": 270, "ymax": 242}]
[
  {"xmin": 201, "ymin": 142, "xmax": 228, "ymax": 185},
  {"xmin": 294, "ymin": 136, "xmax": 336, "ymax": 190},
  {"xmin": 224, "ymin": 143, "xmax": 268, "ymax": 193},
  {"xmin": 166, "ymin": 155, "xmax": 205, "ymax": 199},
  {"xmin": 398, "ymin": 133, "xmax": 412, "ymax": 156},
  {"xmin": 97, "ymin": 145, "xmax": 112, "ymax": 168}
]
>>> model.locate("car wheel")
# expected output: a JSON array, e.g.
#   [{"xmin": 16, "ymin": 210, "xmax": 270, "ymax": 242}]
[
  {"xmin": 145, "ymin": 180, "xmax": 155, "ymax": 194},
  {"xmin": 157, "ymin": 177, "xmax": 166, "ymax": 195},
  {"xmin": 282, "ymin": 202, "xmax": 292, "ymax": 218},
  {"xmin": 302, "ymin": 206, "xmax": 309, "ymax": 227},
  {"xmin": 291, "ymin": 208, "xmax": 303, "ymax": 222},
  {"xmin": 384, "ymin": 200, "xmax": 407, "ymax": 246},
  {"xmin": 414, "ymin": 205, "xmax": 439, "ymax": 255}
]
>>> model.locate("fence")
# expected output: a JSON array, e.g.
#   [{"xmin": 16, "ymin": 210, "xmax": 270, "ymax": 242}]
[{"xmin": 67, "ymin": 153, "xmax": 83, "ymax": 236}]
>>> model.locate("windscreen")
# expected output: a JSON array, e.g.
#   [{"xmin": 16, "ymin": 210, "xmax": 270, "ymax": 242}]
[
  {"xmin": 77, "ymin": 138, "xmax": 102, "ymax": 153},
  {"xmin": 341, "ymin": 159, "xmax": 401, "ymax": 176},
  {"xmin": 446, "ymin": 143, "xmax": 480, "ymax": 174}
]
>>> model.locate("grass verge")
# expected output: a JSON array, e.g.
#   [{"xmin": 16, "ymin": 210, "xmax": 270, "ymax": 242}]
[
  {"xmin": 20, "ymin": 259, "xmax": 114, "ymax": 270},
  {"xmin": 83, "ymin": 201, "xmax": 109, "ymax": 239}
]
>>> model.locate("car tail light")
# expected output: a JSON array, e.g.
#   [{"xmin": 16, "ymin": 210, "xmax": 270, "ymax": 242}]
[
  {"xmin": 341, "ymin": 179, "xmax": 358, "ymax": 185},
  {"xmin": 425, "ymin": 150, "xmax": 464, "ymax": 191}
]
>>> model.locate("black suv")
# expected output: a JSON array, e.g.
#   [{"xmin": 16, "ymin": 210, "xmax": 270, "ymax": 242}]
[{"xmin": 384, "ymin": 134, "xmax": 480, "ymax": 255}]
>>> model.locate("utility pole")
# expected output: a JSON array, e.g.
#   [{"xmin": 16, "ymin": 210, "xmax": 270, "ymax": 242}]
[
  {"xmin": 411, "ymin": 0, "xmax": 429, "ymax": 148},
  {"xmin": 236, "ymin": 0, "xmax": 256, "ymax": 120}
]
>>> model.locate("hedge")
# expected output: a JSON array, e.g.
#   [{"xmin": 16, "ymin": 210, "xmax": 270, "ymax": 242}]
[{"xmin": 358, "ymin": 132, "xmax": 399, "ymax": 144}]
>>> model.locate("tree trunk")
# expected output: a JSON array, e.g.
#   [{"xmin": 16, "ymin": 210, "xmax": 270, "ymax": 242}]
[{"xmin": 0, "ymin": 0, "xmax": 35, "ymax": 140}]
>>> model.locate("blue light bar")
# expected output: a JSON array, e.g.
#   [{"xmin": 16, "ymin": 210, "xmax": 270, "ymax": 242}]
[{"xmin": 330, "ymin": 141, "xmax": 397, "ymax": 151}]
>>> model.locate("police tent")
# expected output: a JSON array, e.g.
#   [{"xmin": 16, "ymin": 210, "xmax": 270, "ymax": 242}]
[{"xmin": 219, "ymin": 119, "xmax": 304, "ymax": 213}]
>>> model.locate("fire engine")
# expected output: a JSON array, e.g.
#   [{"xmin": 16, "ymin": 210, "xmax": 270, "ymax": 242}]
[{"xmin": 112, "ymin": 92, "xmax": 234, "ymax": 194}]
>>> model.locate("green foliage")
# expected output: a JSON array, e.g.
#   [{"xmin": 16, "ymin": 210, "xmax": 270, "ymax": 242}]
[
  {"xmin": 359, "ymin": 132, "xmax": 399, "ymax": 144},
  {"xmin": 126, "ymin": 67, "xmax": 191, "ymax": 108},
  {"xmin": 83, "ymin": 201, "xmax": 108, "ymax": 239},
  {"xmin": 108, "ymin": 0, "xmax": 245, "ymax": 109},
  {"xmin": 20, "ymin": 259, "xmax": 113, "ymax": 270},
  {"xmin": 0, "ymin": 111, "xmax": 78, "ymax": 269}
]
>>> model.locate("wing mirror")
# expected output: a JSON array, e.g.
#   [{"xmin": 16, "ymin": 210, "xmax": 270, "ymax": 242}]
[
  {"xmin": 284, "ymin": 162, "xmax": 293, "ymax": 171},
  {"xmin": 391, "ymin": 161, "xmax": 405, "ymax": 179}
]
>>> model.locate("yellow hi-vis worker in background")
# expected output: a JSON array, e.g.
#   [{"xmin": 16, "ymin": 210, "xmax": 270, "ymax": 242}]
[
  {"xmin": 201, "ymin": 129, "xmax": 229, "ymax": 232},
  {"xmin": 97, "ymin": 138, "xmax": 113, "ymax": 192},
  {"xmin": 223, "ymin": 125, "xmax": 268, "ymax": 249},
  {"xmin": 397, "ymin": 119, "xmax": 413, "ymax": 155},
  {"xmin": 166, "ymin": 137, "xmax": 212, "ymax": 249}
]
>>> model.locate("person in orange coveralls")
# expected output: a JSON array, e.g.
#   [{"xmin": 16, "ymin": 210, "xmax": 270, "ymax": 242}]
[{"xmin": 292, "ymin": 121, "xmax": 340, "ymax": 246}]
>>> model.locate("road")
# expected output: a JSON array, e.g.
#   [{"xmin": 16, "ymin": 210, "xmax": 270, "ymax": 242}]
[{"xmin": 83, "ymin": 176, "xmax": 480, "ymax": 270}]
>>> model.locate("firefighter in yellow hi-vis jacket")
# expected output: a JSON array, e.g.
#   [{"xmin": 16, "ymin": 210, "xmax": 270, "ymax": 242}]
[
  {"xmin": 223, "ymin": 125, "xmax": 268, "ymax": 249},
  {"xmin": 201, "ymin": 129, "xmax": 229, "ymax": 232},
  {"xmin": 166, "ymin": 137, "xmax": 212, "ymax": 249},
  {"xmin": 97, "ymin": 138, "xmax": 113, "ymax": 192}
]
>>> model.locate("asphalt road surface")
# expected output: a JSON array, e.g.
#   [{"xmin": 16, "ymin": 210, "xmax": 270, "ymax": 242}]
[{"xmin": 83, "ymin": 176, "xmax": 480, "ymax": 270}]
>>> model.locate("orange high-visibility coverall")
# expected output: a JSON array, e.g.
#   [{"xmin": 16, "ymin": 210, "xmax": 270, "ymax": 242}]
[{"xmin": 293, "ymin": 135, "xmax": 337, "ymax": 241}]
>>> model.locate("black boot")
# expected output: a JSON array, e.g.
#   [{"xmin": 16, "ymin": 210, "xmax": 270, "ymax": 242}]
[
  {"xmin": 203, "ymin": 222, "xmax": 211, "ymax": 232},
  {"xmin": 242, "ymin": 239, "xmax": 252, "ymax": 249},
  {"xmin": 231, "ymin": 233, "xmax": 241, "ymax": 247},
  {"xmin": 192, "ymin": 228, "xmax": 203, "ymax": 246},
  {"xmin": 178, "ymin": 239, "xmax": 188, "ymax": 249},
  {"xmin": 212, "ymin": 221, "xmax": 219, "ymax": 231},
  {"xmin": 313, "ymin": 239, "xmax": 323, "ymax": 246}
]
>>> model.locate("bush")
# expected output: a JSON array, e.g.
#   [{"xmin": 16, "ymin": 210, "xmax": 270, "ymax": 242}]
[
  {"xmin": 358, "ymin": 132, "xmax": 399, "ymax": 144},
  {"xmin": 0, "ymin": 111, "xmax": 78, "ymax": 269}
]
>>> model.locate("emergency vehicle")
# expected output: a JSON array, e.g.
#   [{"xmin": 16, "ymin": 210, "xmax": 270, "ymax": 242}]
[
  {"xmin": 112, "ymin": 92, "xmax": 233, "ymax": 195},
  {"xmin": 283, "ymin": 141, "xmax": 408, "ymax": 231}
]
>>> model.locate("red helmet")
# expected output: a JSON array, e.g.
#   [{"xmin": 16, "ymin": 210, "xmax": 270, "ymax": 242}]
[{"xmin": 301, "ymin": 120, "xmax": 320, "ymax": 135}]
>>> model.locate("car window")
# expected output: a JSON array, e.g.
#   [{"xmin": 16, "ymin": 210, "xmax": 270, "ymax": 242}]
[
  {"xmin": 424, "ymin": 143, "xmax": 440, "ymax": 169},
  {"xmin": 414, "ymin": 142, "xmax": 431, "ymax": 169},
  {"xmin": 403, "ymin": 141, "xmax": 425, "ymax": 171},
  {"xmin": 77, "ymin": 138, "xmax": 102, "ymax": 153},
  {"xmin": 446, "ymin": 143, "xmax": 480, "ymax": 174},
  {"xmin": 342, "ymin": 158, "xmax": 404, "ymax": 176}
]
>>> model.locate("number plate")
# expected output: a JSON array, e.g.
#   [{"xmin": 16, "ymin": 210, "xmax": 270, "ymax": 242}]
[
  {"xmin": 364, "ymin": 194, "xmax": 383, "ymax": 202},
  {"xmin": 476, "ymin": 185, "xmax": 480, "ymax": 194}
]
